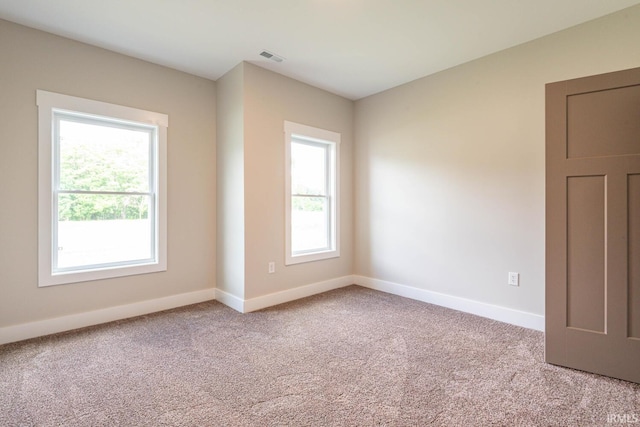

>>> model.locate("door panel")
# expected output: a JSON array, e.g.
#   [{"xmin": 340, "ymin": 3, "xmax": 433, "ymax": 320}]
[
  {"xmin": 566, "ymin": 176, "xmax": 606, "ymax": 333},
  {"xmin": 567, "ymin": 85, "xmax": 640, "ymax": 158},
  {"xmin": 546, "ymin": 67, "xmax": 640, "ymax": 384}
]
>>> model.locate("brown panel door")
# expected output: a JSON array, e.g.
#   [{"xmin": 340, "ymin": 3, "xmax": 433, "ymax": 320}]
[{"xmin": 546, "ymin": 67, "xmax": 640, "ymax": 384}]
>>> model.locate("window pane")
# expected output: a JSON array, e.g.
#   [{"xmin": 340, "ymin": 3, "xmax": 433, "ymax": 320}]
[
  {"xmin": 291, "ymin": 196, "xmax": 328, "ymax": 253},
  {"xmin": 56, "ymin": 194, "xmax": 153, "ymax": 269},
  {"xmin": 291, "ymin": 141, "xmax": 326, "ymax": 195},
  {"xmin": 58, "ymin": 119, "xmax": 151, "ymax": 193}
]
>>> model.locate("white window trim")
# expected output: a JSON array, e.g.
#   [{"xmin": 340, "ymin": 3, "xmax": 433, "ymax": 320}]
[
  {"xmin": 37, "ymin": 90, "xmax": 168, "ymax": 287},
  {"xmin": 284, "ymin": 121, "xmax": 340, "ymax": 265}
]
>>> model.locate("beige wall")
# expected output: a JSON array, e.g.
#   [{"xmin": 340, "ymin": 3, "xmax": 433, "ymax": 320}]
[
  {"xmin": 217, "ymin": 62, "xmax": 354, "ymax": 301},
  {"xmin": 354, "ymin": 5, "xmax": 640, "ymax": 316},
  {"xmin": 216, "ymin": 63, "xmax": 246, "ymax": 298},
  {"xmin": 243, "ymin": 63, "xmax": 354, "ymax": 299},
  {"xmin": 0, "ymin": 20, "xmax": 216, "ymax": 327}
]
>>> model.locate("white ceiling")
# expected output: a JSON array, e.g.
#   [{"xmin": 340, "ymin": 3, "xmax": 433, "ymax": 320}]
[{"xmin": 1, "ymin": 0, "xmax": 639, "ymax": 100}]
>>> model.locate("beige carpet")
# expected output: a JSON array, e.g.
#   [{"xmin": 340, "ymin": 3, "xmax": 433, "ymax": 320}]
[{"xmin": 1, "ymin": 285, "xmax": 638, "ymax": 426}]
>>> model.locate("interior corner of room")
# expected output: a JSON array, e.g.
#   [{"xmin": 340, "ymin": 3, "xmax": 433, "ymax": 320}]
[{"xmin": 1, "ymin": 2, "xmax": 639, "ymax": 359}]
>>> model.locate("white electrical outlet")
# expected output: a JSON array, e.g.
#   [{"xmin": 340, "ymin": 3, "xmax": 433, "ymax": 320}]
[
  {"xmin": 508, "ymin": 272, "xmax": 519, "ymax": 286},
  {"xmin": 268, "ymin": 262, "xmax": 275, "ymax": 274}
]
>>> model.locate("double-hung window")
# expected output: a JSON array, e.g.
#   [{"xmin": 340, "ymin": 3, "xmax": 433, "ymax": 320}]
[
  {"xmin": 285, "ymin": 121, "xmax": 340, "ymax": 265},
  {"xmin": 37, "ymin": 90, "xmax": 167, "ymax": 286}
]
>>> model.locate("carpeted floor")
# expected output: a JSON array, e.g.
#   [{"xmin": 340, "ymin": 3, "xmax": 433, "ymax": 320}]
[{"xmin": 0, "ymin": 285, "xmax": 638, "ymax": 426}]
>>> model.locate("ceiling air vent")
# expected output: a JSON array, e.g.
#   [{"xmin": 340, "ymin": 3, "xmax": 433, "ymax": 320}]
[{"xmin": 259, "ymin": 50, "xmax": 284, "ymax": 63}]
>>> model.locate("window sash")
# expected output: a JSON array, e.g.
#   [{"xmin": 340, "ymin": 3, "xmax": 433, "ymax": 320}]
[
  {"xmin": 51, "ymin": 110, "xmax": 159, "ymax": 273},
  {"xmin": 291, "ymin": 194, "xmax": 331, "ymax": 255},
  {"xmin": 53, "ymin": 110, "xmax": 156, "ymax": 193},
  {"xmin": 290, "ymin": 138, "xmax": 335, "ymax": 256},
  {"xmin": 52, "ymin": 193, "xmax": 156, "ymax": 273}
]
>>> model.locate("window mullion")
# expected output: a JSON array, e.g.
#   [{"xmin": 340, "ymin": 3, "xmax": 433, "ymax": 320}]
[
  {"xmin": 58, "ymin": 190, "xmax": 152, "ymax": 196},
  {"xmin": 291, "ymin": 193, "xmax": 325, "ymax": 198}
]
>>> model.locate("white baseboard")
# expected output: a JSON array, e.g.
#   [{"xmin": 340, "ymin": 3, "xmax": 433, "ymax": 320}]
[
  {"xmin": 214, "ymin": 288, "xmax": 245, "ymax": 312},
  {"xmin": 354, "ymin": 275, "xmax": 545, "ymax": 331},
  {"xmin": 1, "ymin": 276, "xmax": 543, "ymax": 346},
  {"xmin": 0, "ymin": 288, "xmax": 216, "ymax": 345},
  {"xmin": 216, "ymin": 275, "xmax": 355, "ymax": 313},
  {"xmin": 245, "ymin": 275, "xmax": 354, "ymax": 312}
]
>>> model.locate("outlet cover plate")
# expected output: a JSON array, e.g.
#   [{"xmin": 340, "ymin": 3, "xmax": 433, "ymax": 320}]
[{"xmin": 508, "ymin": 272, "xmax": 519, "ymax": 286}]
